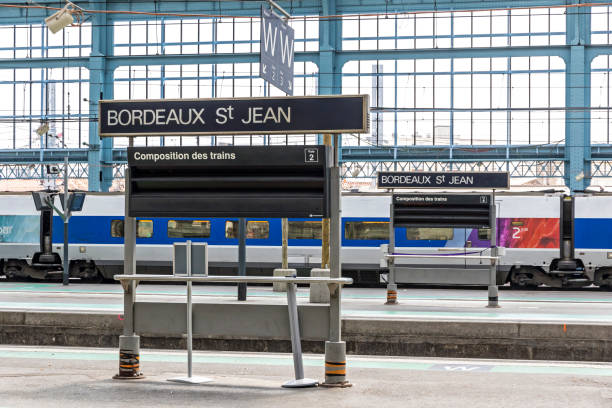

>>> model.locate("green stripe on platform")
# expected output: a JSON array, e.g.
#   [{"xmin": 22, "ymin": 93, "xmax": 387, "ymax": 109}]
[{"xmin": 1, "ymin": 349, "xmax": 612, "ymax": 377}]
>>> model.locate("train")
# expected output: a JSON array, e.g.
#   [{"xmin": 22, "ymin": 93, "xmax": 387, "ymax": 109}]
[{"xmin": 0, "ymin": 191, "xmax": 611, "ymax": 288}]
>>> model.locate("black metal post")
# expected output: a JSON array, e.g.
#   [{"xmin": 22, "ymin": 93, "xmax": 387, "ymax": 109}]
[
  {"xmin": 238, "ymin": 218, "xmax": 247, "ymax": 300},
  {"xmin": 62, "ymin": 221, "xmax": 69, "ymax": 285},
  {"xmin": 62, "ymin": 156, "xmax": 69, "ymax": 286}
]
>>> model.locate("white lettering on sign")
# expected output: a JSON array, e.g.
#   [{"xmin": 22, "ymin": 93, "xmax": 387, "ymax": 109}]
[
  {"xmin": 241, "ymin": 106, "xmax": 291, "ymax": 124},
  {"xmin": 0, "ymin": 226, "xmax": 13, "ymax": 235},
  {"xmin": 262, "ymin": 20, "xmax": 279, "ymax": 56},
  {"xmin": 381, "ymin": 175, "xmax": 432, "ymax": 185},
  {"xmin": 395, "ymin": 196, "xmax": 448, "ymax": 203},
  {"xmin": 106, "ymin": 108, "xmax": 206, "ymax": 127},
  {"xmin": 133, "ymin": 151, "xmax": 237, "ymax": 162},
  {"xmin": 449, "ymin": 175, "xmax": 474, "ymax": 185},
  {"xmin": 215, "ymin": 106, "xmax": 235, "ymax": 124},
  {"xmin": 262, "ymin": 19, "xmax": 294, "ymax": 70},
  {"xmin": 280, "ymin": 28, "xmax": 294, "ymax": 69}
]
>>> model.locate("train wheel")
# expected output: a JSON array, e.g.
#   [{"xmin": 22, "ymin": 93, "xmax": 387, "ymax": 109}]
[
  {"xmin": 510, "ymin": 268, "xmax": 539, "ymax": 290},
  {"xmin": 595, "ymin": 268, "xmax": 612, "ymax": 290}
]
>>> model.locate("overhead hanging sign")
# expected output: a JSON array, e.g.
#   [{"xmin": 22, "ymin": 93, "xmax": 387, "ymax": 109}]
[
  {"xmin": 260, "ymin": 5, "xmax": 294, "ymax": 95},
  {"xmin": 98, "ymin": 95, "xmax": 369, "ymax": 137},
  {"xmin": 377, "ymin": 172, "xmax": 510, "ymax": 189}
]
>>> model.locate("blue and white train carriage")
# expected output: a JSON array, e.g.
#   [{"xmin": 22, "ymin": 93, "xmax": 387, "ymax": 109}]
[{"xmin": 0, "ymin": 191, "xmax": 611, "ymax": 288}]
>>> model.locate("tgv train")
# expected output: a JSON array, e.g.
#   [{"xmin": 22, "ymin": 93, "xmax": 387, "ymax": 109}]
[{"xmin": 0, "ymin": 191, "xmax": 611, "ymax": 288}]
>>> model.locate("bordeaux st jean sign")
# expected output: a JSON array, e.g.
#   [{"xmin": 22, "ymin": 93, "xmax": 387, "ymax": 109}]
[{"xmin": 98, "ymin": 95, "xmax": 369, "ymax": 137}]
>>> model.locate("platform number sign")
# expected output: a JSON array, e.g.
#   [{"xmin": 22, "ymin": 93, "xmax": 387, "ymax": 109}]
[
  {"xmin": 260, "ymin": 6, "xmax": 294, "ymax": 95},
  {"xmin": 305, "ymin": 148, "xmax": 318, "ymax": 163}
]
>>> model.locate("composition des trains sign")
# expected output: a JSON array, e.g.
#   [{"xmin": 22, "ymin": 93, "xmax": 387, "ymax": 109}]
[
  {"xmin": 99, "ymin": 95, "xmax": 369, "ymax": 137},
  {"xmin": 377, "ymin": 171, "xmax": 510, "ymax": 189}
]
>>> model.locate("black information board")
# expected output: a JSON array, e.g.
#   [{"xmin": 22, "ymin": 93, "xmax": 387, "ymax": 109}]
[
  {"xmin": 127, "ymin": 145, "xmax": 330, "ymax": 218},
  {"xmin": 378, "ymin": 172, "xmax": 509, "ymax": 189},
  {"xmin": 393, "ymin": 194, "xmax": 492, "ymax": 228},
  {"xmin": 99, "ymin": 95, "xmax": 368, "ymax": 137}
]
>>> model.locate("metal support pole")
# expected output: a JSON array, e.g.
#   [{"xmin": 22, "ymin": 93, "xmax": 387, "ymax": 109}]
[
  {"xmin": 322, "ymin": 134, "xmax": 332, "ymax": 268},
  {"xmin": 386, "ymin": 201, "xmax": 398, "ymax": 304},
  {"xmin": 282, "ymin": 218, "xmax": 289, "ymax": 269},
  {"xmin": 187, "ymin": 240, "xmax": 193, "ymax": 377},
  {"xmin": 238, "ymin": 217, "xmax": 247, "ymax": 301},
  {"xmin": 169, "ymin": 241, "xmax": 213, "ymax": 384},
  {"xmin": 487, "ymin": 190, "xmax": 499, "ymax": 308},
  {"xmin": 62, "ymin": 156, "xmax": 69, "ymax": 286},
  {"xmin": 323, "ymin": 134, "xmax": 349, "ymax": 387},
  {"xmin": 114, "ymin": 167, "xmax": 143, "ymax": 380},
  {"xmin": 282, "ymin": 281, "xmax": 317, "ymax": 388}
]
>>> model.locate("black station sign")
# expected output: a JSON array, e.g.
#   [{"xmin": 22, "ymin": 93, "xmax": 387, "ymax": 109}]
[
  {"xmin": 378, "ymin": 171, "xmax": 509, "ymax": 189},
  {"xmin": 99, "ymin": 95, "xmax": 369, "ymax": 137},
  {"xmin": 392, "ymin": 193, "xmax": 492, "ymax": 228},
  {"xmin": 127, "ymin": 145, "xmax": 331, "ymax": 218}
]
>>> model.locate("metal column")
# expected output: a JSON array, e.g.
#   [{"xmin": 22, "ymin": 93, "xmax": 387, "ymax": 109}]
[
  {"xmin": 323, "ymin": 134, "xmax": 348, "ymax": 386},
  {"xmin": 386, "ymin": 201, "xmax": 397, "ymax": 304},
  {"xmin": 487, "ymin": 190, "xmax": 499, "ymax": 308},
  {"xmin": 169, "ymin": 240, "xmax": 213, "ymax": 384},
  {"xmin": 238, "ymin": 217, "xmax": 247, "ymax": 301},
  {"xmin": 62, "ymin": 157, "xmax": 69, "ymax": 286},
  {"xmin": 114, "ymin": 168, "xmax": 143, "ymax": 379},
  {"xmin": 282, "ymin": 281, "xmax": 317, "ymax": 388}
]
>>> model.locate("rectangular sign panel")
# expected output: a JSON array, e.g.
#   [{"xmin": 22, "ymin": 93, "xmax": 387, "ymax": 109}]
[
  {"xmin": 127, "ymin": 145, "xmax": 330, "ymax": 218},
  {"xmin": 99, "ymin": 95, "xmax": 369, "ymax": 137},
  {"xmin": 393, "ymin": 193, "xmax": 492, "ymax": 228},
  {"xmin": 378, "ymin": 172, "xmax": 509, "ymax": 189},
  {"xmin": 260, "ymin": 6, "xmax": 294, "ymax": 95}
]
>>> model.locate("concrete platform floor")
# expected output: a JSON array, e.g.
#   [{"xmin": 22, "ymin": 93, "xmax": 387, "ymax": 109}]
[
  {"xmin": 1, "ymin": 281, "xmax": 612, "ymax": 323},
  {"xmin": 1, "ymin": 345, "xmax": 612, "ymax": 408}
]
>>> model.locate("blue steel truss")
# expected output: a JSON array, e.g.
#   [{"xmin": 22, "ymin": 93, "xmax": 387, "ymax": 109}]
[{"xmin": 0, "ymin": 1, "xmax": 612, "ymax": 190}]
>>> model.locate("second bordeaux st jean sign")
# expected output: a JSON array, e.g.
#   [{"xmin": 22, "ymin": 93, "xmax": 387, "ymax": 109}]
[{"xmin": 99, "ymin": 95, "xmax": 369, "ymax": 137}]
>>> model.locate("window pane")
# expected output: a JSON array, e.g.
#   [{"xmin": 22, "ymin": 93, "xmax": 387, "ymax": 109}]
[
  {"xmin": 247, "ymin": 221, "xmax": 269, "ymax": 239},
  {"xmin": 289, "ymin": 221, "xmax": 322, "ymax": 239},
  {"xmin": 406, "ymin": 228, "xmax": 454, "ymax": 240},
  {"xmin": 111, "ymin": 220, "xmax": 124, "ymax": 237},
  {"xmin": 225, "ymin": 221, "xmax": 269, "ymax": 239},
  {"xmin": 168, "ymin": 220, "xmax": 210, "ymax": 238},
  {"xmin": 344, "ymin": 221, "xmax": 389, "ymax": 240},
  {"xmin": 137, "ymin": 220, "xmax": 153, "ymax": 238}
]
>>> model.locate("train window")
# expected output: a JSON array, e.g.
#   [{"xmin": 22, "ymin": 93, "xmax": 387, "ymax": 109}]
[
  {"xmin": 111, "ymin": 220, "xmax": 123, "ymax": 237},
  {"xmin": 137, "ymin": 220, "xmax": 154, "ymax": 238},
  {"xmin": 289, "ymin": 221, "xmax": 322, "ymax": 239},
  {"xmin": 405, "ymin": 228, "xmax": 454, "ymax": 241},
  {"xmin": 168, "ymin": 220, "xmax": 211, "ymax": 238},
  {"xmin": 344, "ymin": 221, "xmax": 389, "ymax": 240},
  {"xmin": 478, "ymin": 228, "xmax": 491, "ymax": 240},
  {"xmin": 225, "ymin": 220, "xmax": 270, "ymax": 239},
  {"xmin": 110, "ymin": 220, "xmax": 154, "ymax": 238}
]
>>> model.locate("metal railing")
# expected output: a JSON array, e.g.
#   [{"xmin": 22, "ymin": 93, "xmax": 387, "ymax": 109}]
[{"xmin": 115, "ymin": 274, "xmax": 353, "ymax": 387}]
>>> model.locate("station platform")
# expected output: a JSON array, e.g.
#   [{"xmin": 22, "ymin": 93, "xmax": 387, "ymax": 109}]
[
  {"xmin": 1, "ymin": 281, "xmax": 612, "ymax": 361},
  {"xmin": 3, "ymin": 345, "xmax": 612, "ymax": 407}
]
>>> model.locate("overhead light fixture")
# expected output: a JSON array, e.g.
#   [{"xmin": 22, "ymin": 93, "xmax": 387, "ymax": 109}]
[{"xmin": 45, "ymin": 1, "xmax": 83, "ymax": 34}]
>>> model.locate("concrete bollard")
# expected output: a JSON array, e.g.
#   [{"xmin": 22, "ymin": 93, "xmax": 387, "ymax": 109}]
[
  {"xmin": 309, "ymin": 268, "xmax": 331, "ymax": 303},
  {"xmin": 322, "ymin": 340, "xmax": 350, "ymax": 387},
  {"xmin": 113, "ymin": 335, "xmax": 144, "ymax": 380},
  {"xmin": 385, "ymin": 283, "xmax": 398, "ymax": 305},
  {"xmin": 273, "ymin": 268, "xmax": 296, "ymax": 292}
]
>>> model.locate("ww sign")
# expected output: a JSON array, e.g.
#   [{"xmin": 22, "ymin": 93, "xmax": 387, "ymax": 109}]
[{"xmin": 260, "ymin": 6, "xmax": 294, "ymax": 95}]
